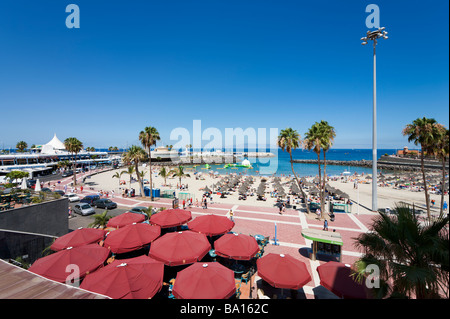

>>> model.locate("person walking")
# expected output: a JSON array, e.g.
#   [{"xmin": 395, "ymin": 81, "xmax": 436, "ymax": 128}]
[
  {"xmin": 228, "ymin": 209, "xmax": 234, "ymax": 222},
  {"xmin": 323, "ymin": 219, "xmax": 328, "ymax": 231}
]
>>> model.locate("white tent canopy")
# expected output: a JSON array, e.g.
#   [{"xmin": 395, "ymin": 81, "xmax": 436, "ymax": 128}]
[
  {"xmin": 20, "ymin": 177, "xmax": 27, "ymax": 190},
  {"xmin": 35, "ymin": 178, "xmax": 41, "ymax": 192},
  {"xmin": 41, "ymin": 134, "xmax": 66, "ymax": 154}
]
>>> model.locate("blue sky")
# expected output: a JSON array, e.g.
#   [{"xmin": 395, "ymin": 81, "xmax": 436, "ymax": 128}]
[{"xmin": 0, "ymin": 0, "xmax": 448, "ymax": 150}]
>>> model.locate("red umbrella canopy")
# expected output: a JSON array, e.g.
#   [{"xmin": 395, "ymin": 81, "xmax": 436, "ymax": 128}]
[
  {"xmin": 173, "ymin": 262, "xmax": 236, "ymax": 299},
  {"xmin": 107, "ymin": 212, "xmax": 145, "ymax": 229},
  {"xmin": 149, "ymin": 231, "xmax": 211, "ymax": 266},
  {"xmin": 149, "ymin": 209, "xmax": 192, "ymax": 228},
  {"xmin": 103, "ymin": 223, "xmax": 161, "ymax": 254},
  {"xmin": 317, "ymin": 261, "xmax": 370, "ymax": 299},
  {"xmin": 214, "ymin": 233, "xmax": 259, "ymax": 260},
  {"xmin": 187, "ymin": 214, "xmax": 235, "ymax": 236},
  {"xmin": 256, "ymin": 253, "xmax": 312, "ymax": 289},
  {"xmin": 80, "ymin": 255, "xmax": 164, "ymax": 299},
  {"xmin": 50, "ymin": 228, "xmax": 105, "ymax": 251},
  {"xmin": 28, "ymin": 244, "xmax": 109, "ymax": 283}
]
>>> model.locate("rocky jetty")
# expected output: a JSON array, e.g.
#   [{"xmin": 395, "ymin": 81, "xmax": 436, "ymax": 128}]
[{"xmin": 292, "ymin": 155, "xmax": 449, "ymax": 172}]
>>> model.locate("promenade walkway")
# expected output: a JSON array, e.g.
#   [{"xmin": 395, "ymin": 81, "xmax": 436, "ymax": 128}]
[{"xmin": 55, "ymin": 168, "xmax": 376, "ymax": 299}]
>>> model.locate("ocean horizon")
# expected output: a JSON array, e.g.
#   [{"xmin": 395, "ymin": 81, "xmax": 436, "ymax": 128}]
[{"xmin": 184, "ymin": 148, "xmax": 399, "ymax": 177}]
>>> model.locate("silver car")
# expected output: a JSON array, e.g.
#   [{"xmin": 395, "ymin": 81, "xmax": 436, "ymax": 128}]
[{"xmin": 73, "ymin": 203, "xmax": 95, "ymax": 216}]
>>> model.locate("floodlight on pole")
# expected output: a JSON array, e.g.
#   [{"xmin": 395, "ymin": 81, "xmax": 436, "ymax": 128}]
[{"xmin": 361, "ymin": 27, "xmax": 388, "ymax": 213}]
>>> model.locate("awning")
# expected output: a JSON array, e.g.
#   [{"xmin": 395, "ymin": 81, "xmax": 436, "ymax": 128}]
[{"xmin": 301, "ymin": 228, "xmax": 343, "ymax": 246}]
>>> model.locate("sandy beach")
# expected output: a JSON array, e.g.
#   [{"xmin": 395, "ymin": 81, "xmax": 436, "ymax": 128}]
[{"xmin": 85, "ymin": 164, "xmax": 448, "ymax": 216}]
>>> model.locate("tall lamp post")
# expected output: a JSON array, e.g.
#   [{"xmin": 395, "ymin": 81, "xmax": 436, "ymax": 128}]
[{"xmin": 361, "ymin": 27, "xmax": 388, "ymax": 213}]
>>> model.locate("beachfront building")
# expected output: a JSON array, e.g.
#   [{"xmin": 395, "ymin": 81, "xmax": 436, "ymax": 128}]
[
  {"xmin": 151, "ymin": 146, "xmax": 180, "ymax": 162},
  {"xmin": 0, "ymin": 134, "xmax": 113, "ymax": 179},
  {"xmin": 396, "ymin": 147, "xmax": 421, "ymax": 157}
]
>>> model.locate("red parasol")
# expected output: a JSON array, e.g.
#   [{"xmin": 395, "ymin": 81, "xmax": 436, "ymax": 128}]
[
  {"xmin": 106, "ymin": 212, "xmax": 145, "ymax": 229},
  {"xmin": 172, "ymin": 262, "xmax": 236, "ymax": 299},
  {"xmin": 103, "ymin": 223, "xmax": 161, "ymax": 254},
  {"xmin": 80, "ymin": 255, "xmax": 164, "ymax": 299},
  {"xmin": 316, "ymin": 261, "xmax": 370, "ymax": 299},
  {"xmin": 149, "ymin": 231, "xmax": 211, "ymax": 266},
  {"xmin": 28, "ymin": 244, "xmax": 109, "ymax": 283},
  {"xmin": 187, "ymin": 214, "xmax": 234, "ymax": 236},
  {"xmin": 256, "ymin": 253, "xmax": 312, "ymax": 289},
  {"xmin": 149, "ymin": 209, "xmax": 192, "ymax": 228},
  {"xmin": 50, "ymin": 228, "xmax": 105, "ymax": 251},
  {"xmin": 214, "ymin": 233, "xmax": 259, "ymax": 260}
]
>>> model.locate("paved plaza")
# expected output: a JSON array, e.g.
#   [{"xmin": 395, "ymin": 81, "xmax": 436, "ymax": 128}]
[{"xmin": 56, "ymin": 169, "xmax": 377, "ymax": 299}]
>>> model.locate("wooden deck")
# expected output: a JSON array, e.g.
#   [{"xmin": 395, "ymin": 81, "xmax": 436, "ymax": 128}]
[{"xmin": 0, "ymin": 259, "xmax": 109, "ymax": 299}]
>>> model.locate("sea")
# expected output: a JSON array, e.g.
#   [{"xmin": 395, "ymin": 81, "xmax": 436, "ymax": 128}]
[{"xmin": 176, "ymin": 148, "xmax": 399, "ymax": 177}]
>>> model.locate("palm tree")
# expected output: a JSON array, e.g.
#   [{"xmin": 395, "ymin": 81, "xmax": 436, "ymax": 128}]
[
  {"xmin": 141, "ymin": 206, "xmax": 154, "ymax": 220},
  {"xmin": 433, "ymin": 126, "xmax": 449, "ymax": 217},
  {"xmin": 88, "ymin": 210, "xmax": 111, "ymax": 229},
  {"xmin": 139, "ymin": 126, "xmax": 161, "ymax": 200},
  {"xmin": 16, "ymin": 141, "xmax": 28, "ymax": 152},
  {"xmin": 170, "ymin": 165, "xmax": 189, "ymax": 186},
  {"xmin": 122, "ymin": 166, "xmax": 135, "ymax": 189},
  {"xmin": 304, "ymin": 123, "xmax": 325, "ymax": 217},
  {"xmin": 318, "ymin": 121, "xmax": 336, "ymax": 215},
  {"xmin": 354, "ymin": 204, "xmax": 449, "ymax": 299},
  {"xmin": 159, "ymin": 166, "xmax": 169, "ymax": 186},
  {"xmin": 123, "ymin": 145, "xmax": 147, "ymax": 197},
  {"xmin": 112, "ymin": 171, "xmax": 124, "ymax": 189},
  {"xmin": 277, "ymin": 128, "xmax": 310, "ymax": 214},
  {"xmin": 57, "ymin": 160, "xmax": 71, "ymax": 170},
  {"xmin": 139, "ymin": 170, "xmax": 147, "ymax": 181},
  {"xmin": 402, "ymin": 117, "xmax": 443, "ymax": 219},
  {"xmin": 64, "ymin": 137, "xmax": 83, "ymax": 186}
]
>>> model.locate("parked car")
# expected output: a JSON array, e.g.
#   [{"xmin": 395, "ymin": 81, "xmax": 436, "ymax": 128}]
[
  {"xmin": 73, "ymin": 203, "xmax": 95, "ymax": 216},
  {"xmin": 93, "ymin": 198, "xmax": 117, "ymax": 209},
  {"xmin": 41, "ymin": 187, "xmax": 52, "ymax": 193},
  {"xmin": 64, "ymin": 193, "xmax": 80, "ymax": 202},
  {"xmin": 130, "ymin": 206, "xmax": 148, "ymax": 214},
  {"xmin": 129, "ymin": 206, "xmax": 151, "ymax": 218},
  {"xmin": 62, "ymin": 170, "xmax": 74, "ymax": 177},
  {"xmin": 80, "ymin": 195, "xmax": 100, "ymax": 205},
  {"xmin": 53, "ymin": 190, "xmax": 65, "ymax": 196},
  {"xmin": 27, "ymin": 180, "xmax": 37, "ymax": 188}
]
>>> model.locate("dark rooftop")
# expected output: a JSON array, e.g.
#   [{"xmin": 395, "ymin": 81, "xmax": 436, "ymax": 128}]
[{"xmin": 0, "ymin": 259, "xmax": 109, "ymax": 299}]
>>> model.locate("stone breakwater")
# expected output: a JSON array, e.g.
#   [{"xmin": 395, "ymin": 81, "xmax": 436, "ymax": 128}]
[
  {"xmin": 292, "ymin": 155, "xmax": 449, "ymax": 172},
  {"xmin": 292, "ymin": 159, "xmax": 372, "ymax": 167}
]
